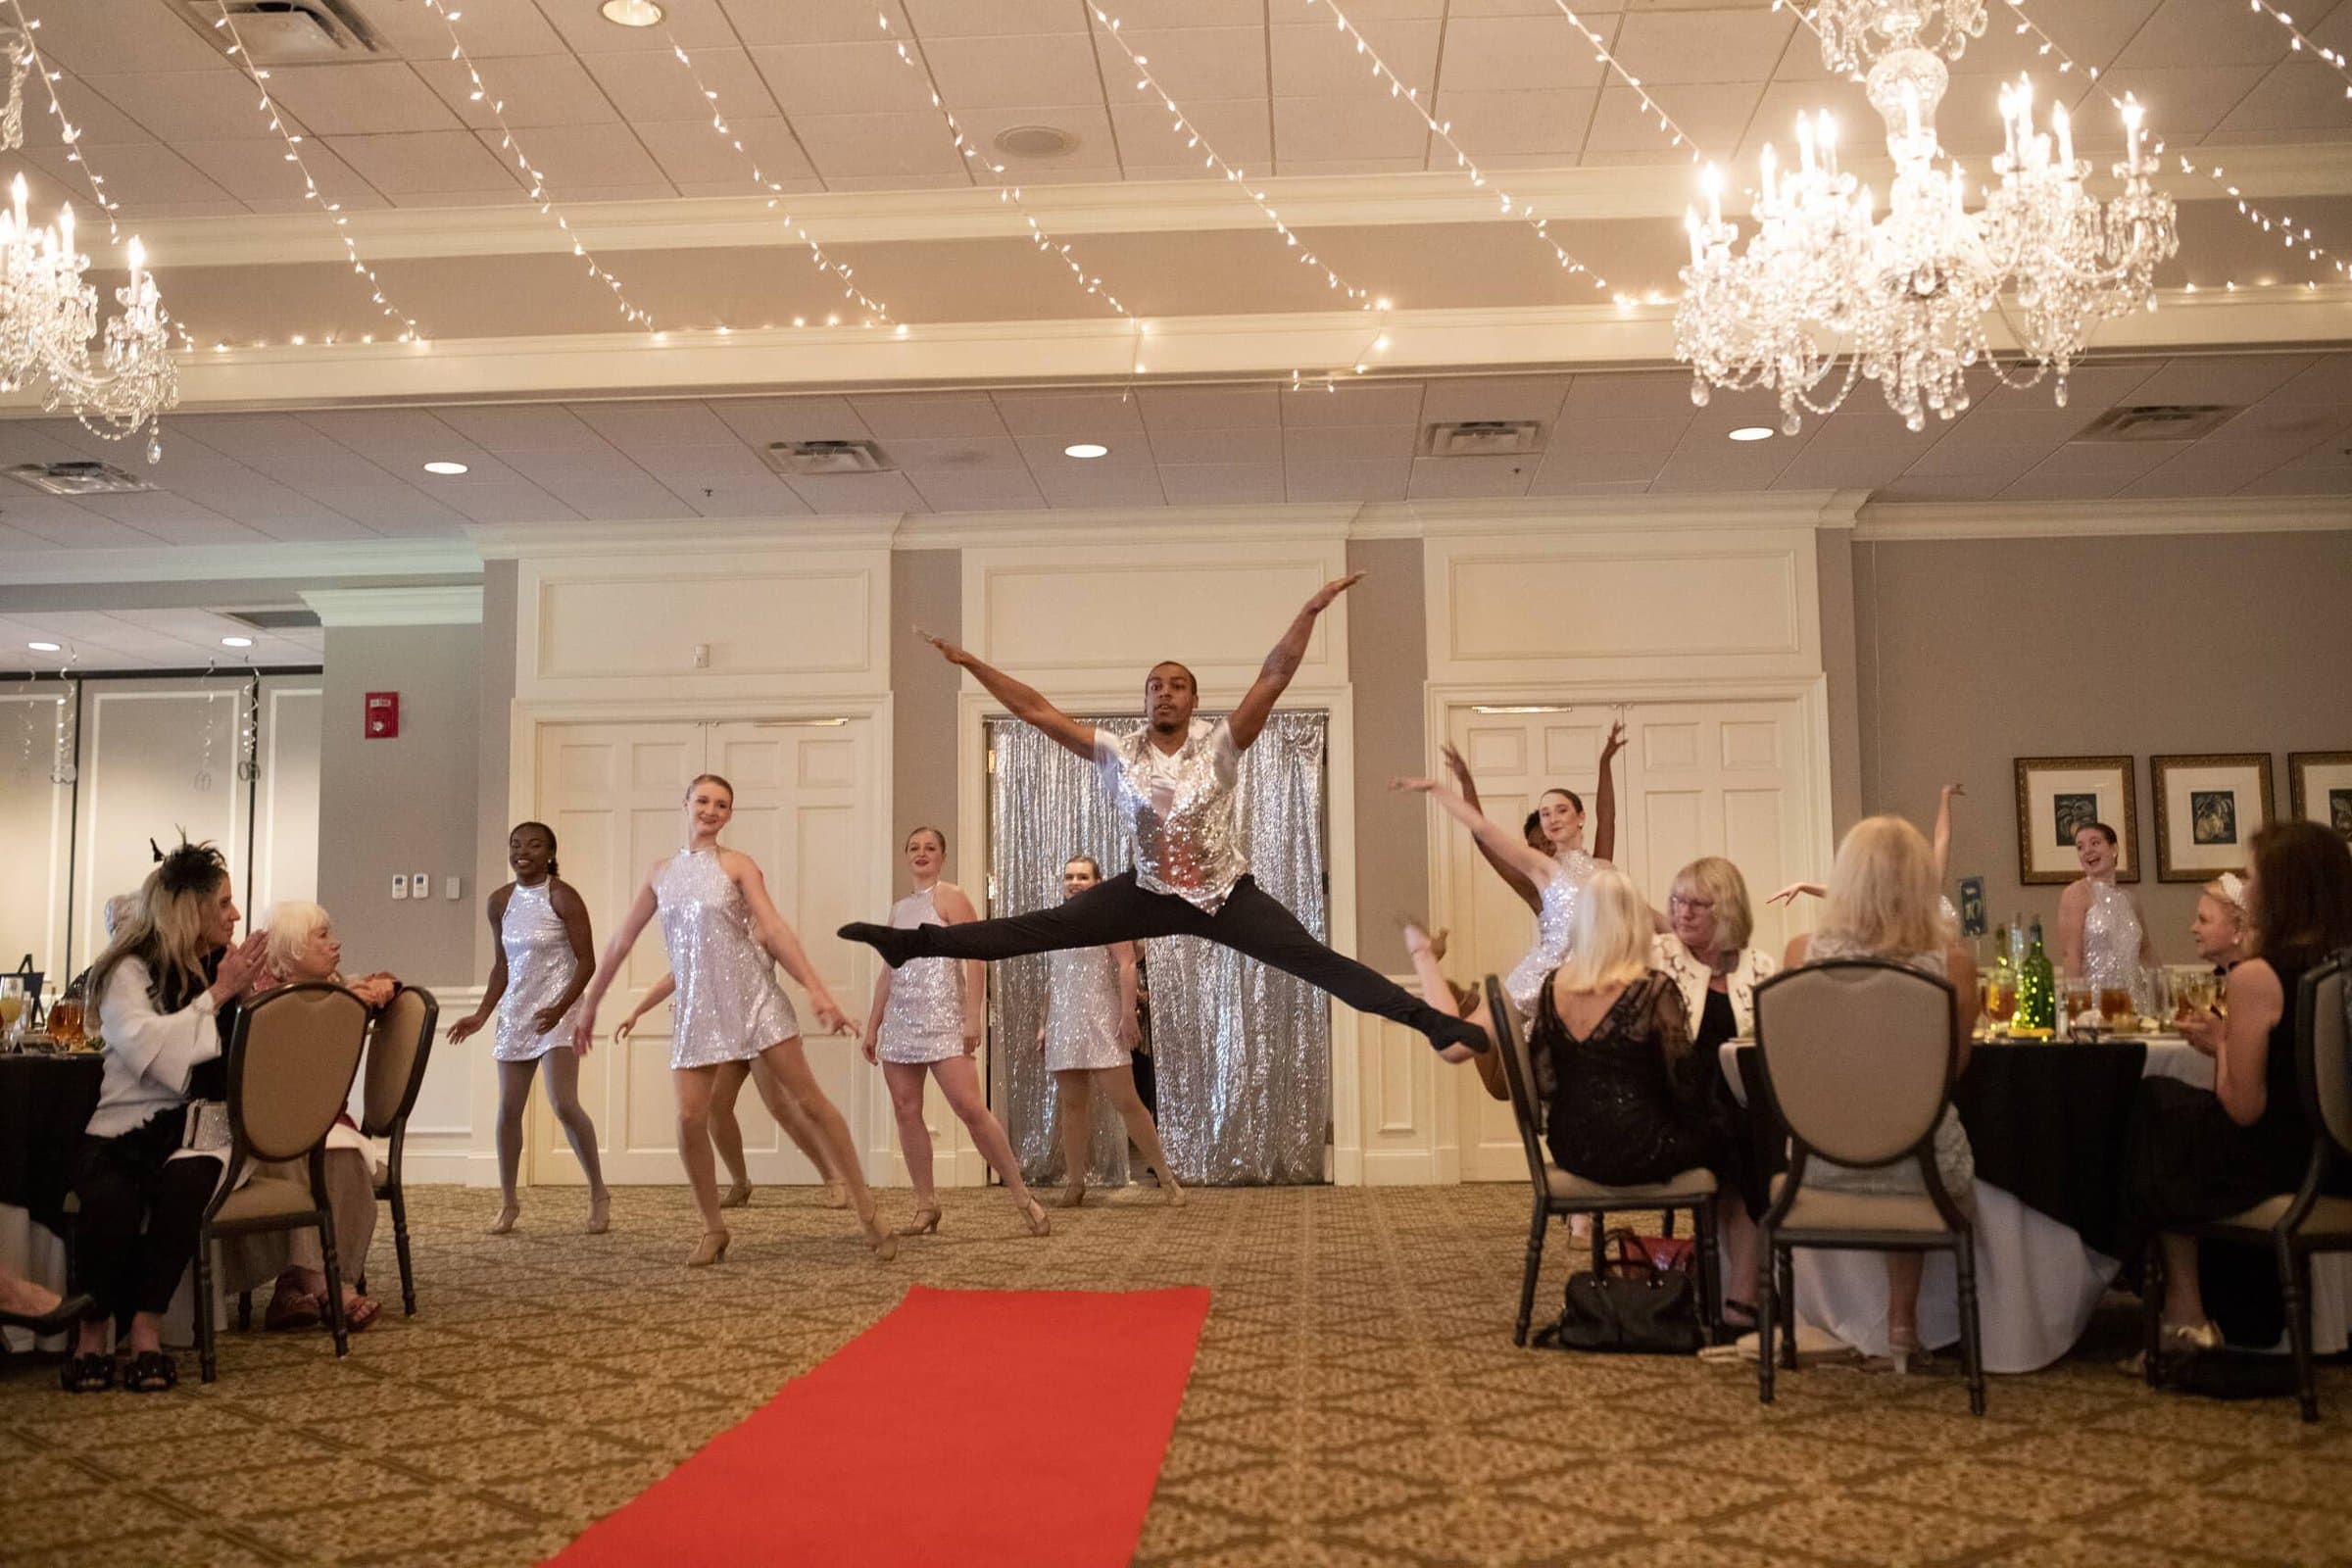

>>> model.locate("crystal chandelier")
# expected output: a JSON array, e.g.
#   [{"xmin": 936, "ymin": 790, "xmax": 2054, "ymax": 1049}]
[
  {"xmin": 0, "ymin": 29, "xmax": 176, "ymax": 459},
  {"xmin": 1675, "ymin": 0, "xmax": 2177, "ymax": 432}
]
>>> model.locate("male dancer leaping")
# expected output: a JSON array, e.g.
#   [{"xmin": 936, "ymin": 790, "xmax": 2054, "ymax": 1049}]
[{"xmin": 840, "ymin": 574, "xmax": 1488, "ymax": 1057}]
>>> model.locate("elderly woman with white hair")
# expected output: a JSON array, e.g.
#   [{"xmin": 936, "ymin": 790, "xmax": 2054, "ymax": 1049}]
[{"xmin": 225, "ymin": 900, "xmax": 397, "ymax": 1333}]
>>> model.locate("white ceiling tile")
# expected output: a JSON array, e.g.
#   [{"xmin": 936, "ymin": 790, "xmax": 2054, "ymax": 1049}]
[
  {"xmin": 261, "ymin": 64, "xmax": 466, "ymax": 136},
  {"xmin": 437, "ymin": 406, "xmax": 614, "ymax": 451},
  {"xmin": 1558, "ymin": 372, "xmax": 1698, "ymax": 420},
  {"xmin": 1422, "ymin": 375, "xmax": 1572, "ymax": 426},
  {"xmin": 2153, "ymin": 435, "xmax": 2318, "ymax": 473},
  {"xmin": 295, "ymin": 410, "xmax": 477, "ymax": 461},
  {"xmin": 1734, "ymin": 78, "xmax": 1878, "ymax": 161},
  {"xmin": 2268, "ymin": 355, "xmax": 2352, "ymax": 403},
  {"xmin": 1582, "ymin": 82, "xmax": 1761, "ymax": 156},
  {"xmin": 905, "ymin": 0, "xmax": 1076, "ymax": 37},
  {"xmin": 172, "ymin": 138, "xmax": 383, "ymax": 209},
  {"xmin": 501, "ymin": 455, "xmax": 698, "ymax": 519},
  {"xmin": 324, "ymin": 130, "xmax": 526, "ymax": 194},
  {"xmin": 1796, "ymin": 414, "xmax": 1941, "ymax": 455},
  {"xmin": 69, "ymin": 493, "xmax": 271, "ymax": 546},
  {"xmin": 1998, "ymin": 471, "xmax": 2132, "ymax": 501},
  {"xmin": 1766, "ymin": 445, "xmax": 1922, "ymax": 490},
  {"xmin": 920, "ymin": 35, "xmax": 1103, "ymax": 109},
  {"xmin": 748, "ymin": 43, "xmax": 939, "ymax": 117},
  {"xmin": 2212, "ymin": 403, "xmax": 2352, "ymax": 450},
  {"xmin": 1282, "ymin": 424, "xmax": 1419, "ymax": 464},
  {"xmin": 2115, "ymin": 467, "xmax": 2258, "ymax": 500},
  {"xmin": 1278, "ymin": 381, "xmax": 1426, "ymax": 427},
  {"xmin": 432, "ymin": 480, "xmax": 583, "ymax": 525},
  {"xmin": 2215, "ymin": 61, "xmax": 2352, "ymax": 136},
  {"xmin": 1110, "ymin": 98, "xmax": 1273, "ymax": 170},
  {"xmin": 365, "ymin": 0, "xmax": 568, "ymax": 58},
  {"xmin": 1136, "ymin": 385, "xmax": 1280, "ymax": 431},
  {"xmin": 1425, "ymin": 89, "xmax": 1595, "ymax": 157},
  {"xmin": 2116, "ymin": 0, "xmax": 2311, "ymax": 69},
  {"xmin": 707, "ymin": 397, "xmax": 873, "ymax": 444},
  {"xmin": 1271, "ymin": 21, "xmax": 1444, "ymax": 100},
  {"xmin": 0, "ymin": 507, "xmax": 163, "ymax": 550},
  {"xmin": 1271, "ymin": 155, "xmax": 1429, "ymax": 174},
  {"xmin": 1547, "ymin": 416, "xmax": 1690, "ymax": 459},
  {"xmin": 37, "ymin": 1, "xmax": 223, "ymax": 73},
  {"xmin": 1033, "ymin": 466, "xmax": 1167, "ymax": 508},
  {"xmin": 172, "ymin": 414, "xmax": 355, "ymax": 462},
  {"xmin": 903, "ymin": 468, "xmax": 1049, "ymax": 511},
  {"xmin": 416, "ymin": 55, "xmax": 623, "ymax": 130},
  {"xmin": 1530, "ymin": 448, "xmax": 1669, "ymax": 485},
  {"xmin": 631, "ymin": 447, "xmax": 811, "ymax": 516},
  {"xmin": 2026, "ymin": 441, "xmax": 2193, "ymax": 479},
  {"xmin": 1091, "ymin": 26, "xmax": 1268, "ymax": 106},
  {"xmin": 787, "ymin": 113, "xmax": 965, "ymax": 178},
  {"xmin": 848, "ymin": 393, "xmax": 1010, "ymax": 438},
  {"xmin": 786, "ymin": 471, "xmax": 931, "ymax": 514},
  {"xmin": 1086, "ymin": 0, "xmax": 1266, "ymax": 26},
  {"xmin": 2077, "ymin": 67, "xmax": 2273, "ymax": 142},
  {"xmin": 879, "ymin": 436, "xmax": 1027, "ymax": 469},
  {"xmin": 1408, "ymin": 455, "xmax": 1537, "ymax": 498},
  {"xmin": 22, "ymin": 143, "xmax": 234, "ymax": 209},
  {"xmin": 581, "ymin": 47, "xmax": 780, "ymax": 124},
  {"xmin": 944, "ymin": 105, "xmax": 1123, "ymax": 172},
  {"xmin": 1147, "ymin": 426, "xmax": 1285, "ymax": 465},
  {"xmin": 1611, "ymin": 10, "xmax": 1799, "ymax": 86},
  {"xmin": 992, "ymin": 392, "xmax": 1149, "ymax": 438},
  {"xmin": 572, "ymin": 402, "xmax": 743, "ymax": 449},
  {"xmin": 1158, "ymin": 463, "xmax": 1287, "ymax": 505},
  {"xmin": 1904, "ymin": 444, "xmax": 2052, "ymax": 480},
  {"xmin": 470, "ymin": 123, "xmax": 666, "ymax": 188},
  {"xmin": 2237, "ymin": 466, "xmax": 2352, "ymax": 496},
  {"xmin": 537, "ymin": 0, "xmax": 743, "ymax": 53},
  {"xmin": 2127, "ymin": 354, "xmax": 2319, "ymax": 407},
  {"xmin": 1438, "ymin": 16, "xmax": 1611, "ymax": 92},
  {"xmin": 80, "ymin": 70, "xmax": 300, "ymax": 143},
  {"xmin": 719, "ymin": 0, "xmax": 916, "ymax": 46},
  {"xmin": 1015, "ymin": 434, "xmax": 1153, "ymax": 470}
]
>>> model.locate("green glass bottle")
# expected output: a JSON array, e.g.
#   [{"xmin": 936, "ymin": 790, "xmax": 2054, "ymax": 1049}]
[{"xmin": 2016, "ymin": 917, "xmax": 2056, "ymax": 1033}]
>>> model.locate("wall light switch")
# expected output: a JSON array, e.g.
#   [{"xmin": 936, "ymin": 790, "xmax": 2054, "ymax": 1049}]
[
  {"xmin": 390, "ymin": 873, "xmax": 409, "ymax": 902},
  {"xmin": 411, "ymin": 869, "xmax": 430, "ymax": 901},
  {"xmin": 443, "ymin": 875, "xmax": 463, "ymax": 901}
]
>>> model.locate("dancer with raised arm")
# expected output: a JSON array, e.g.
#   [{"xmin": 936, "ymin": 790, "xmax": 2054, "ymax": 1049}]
[
  {"xmin": 574, "ymin": 774, "xmax": 895, "ymax": 1267},
  {"xmin": 1439, "ymin": 724, "xmax": 1623, "ymax": 916},
  {"xmin": 1037, "ymin": 855, "xmax": 1182, "ymax": 1210},
  {"xmin": 864, "ymin": 826, "xmax": 1050, "ymax": 1239},
  {"xmin": 840, "ymin": 575, "xmax": 1489, "ymax": 1057},
  {"xmin": 449, "ymin": 822, "xmax": 612, "ymax": 1238}
]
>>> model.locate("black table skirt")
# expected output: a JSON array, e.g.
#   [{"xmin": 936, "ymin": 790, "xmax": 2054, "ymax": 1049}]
[
  {"xmin": 0, "ymin": 1054, "xmax": 104, "ymax": 1235},
  {"xmin": 1736, "ymin": 1041, "xmax": 2150, "ymax": 1256}
]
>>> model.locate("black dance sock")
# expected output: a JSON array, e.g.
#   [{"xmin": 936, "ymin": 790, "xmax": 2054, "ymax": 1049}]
[
  {"xmin": 837, "ymin": 921, "xmax": 917, "ymax": 969},
  {"xmin": 1430, "ymin": 1013, "xmax": 1490, "ymax": 1055}
]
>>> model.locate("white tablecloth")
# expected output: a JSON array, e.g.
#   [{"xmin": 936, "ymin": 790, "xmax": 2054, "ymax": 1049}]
[{"xmin": 1721, "ymin": 1037, "xmax": 2352, "ymax": 1373}]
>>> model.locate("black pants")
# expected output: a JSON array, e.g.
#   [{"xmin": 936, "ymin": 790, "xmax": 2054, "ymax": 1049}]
[
  {"xmin": 898, "ymin": 871, "xmax": 1466, "ymax": 1046},
  {"xmin": 70, "ymin": 1110, "xmax": 222, "ymax": 1330}
]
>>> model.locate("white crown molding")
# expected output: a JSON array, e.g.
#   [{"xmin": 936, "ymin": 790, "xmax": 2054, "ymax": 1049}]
[
  {"xmin": 301, "ymin": 586, "xmax": 485, "ymax": 627},
  {"xmin": 123, "ymin": 145, "xmax": 2352, "ymax": 268},
  {"xmin": 1350, "ymin": 491, "xmax": 1869, "ymax": 538},
  {"xmin": 53, "ymin": 285, "xmax": 2347, "ymax": 414},
  {"xmin": 1853, "ymin": 494, "xmax": 2352, "ymax": 541},
  {"xmin": 1, "ymin": 538, "xmax": 479, "ymax": 586},
  {"xmin": 467, "ymin": 517, "xmax": 893, "ymax": 561},
  {"xmin": 894, "ymin": 502, "xmax": 1361, "ymax": 549}
]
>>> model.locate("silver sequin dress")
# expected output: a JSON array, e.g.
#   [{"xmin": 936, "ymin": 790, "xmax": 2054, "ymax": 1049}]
[
  {"xmin": 1504, "ymin": 850, "xmax": 1596, "ymax": 1017},
  {"xmin": 1095, "ymin": 717, "xmax": 1245, "ymax": 911},
  {"xmin": 655, "ymin": 846, "xmax": 798, "ymax": 1069},
  {"xmin": 493, "ymin": 880, "xmax": 585, "ymax": 1063},
  {"xmin": 2081, "ymin": 879, "xmax": 2149, "ymax": 1010},
  {"xmin": 1045, "ymin": 945, "xmax": 1130, "ymax": 1072},
  {"xmin": 877, "ymin": 886, "xmax": 965, "ymax": 1065}
]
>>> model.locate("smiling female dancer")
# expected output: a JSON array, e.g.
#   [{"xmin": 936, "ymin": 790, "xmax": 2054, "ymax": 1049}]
[
  {"xmin": 574, "ymin": 774, "xmax": 894, "ymax": 1266},
  {"xmin": 864, "ymin": 825, "xmax": 1050, "ymax": 1238}
]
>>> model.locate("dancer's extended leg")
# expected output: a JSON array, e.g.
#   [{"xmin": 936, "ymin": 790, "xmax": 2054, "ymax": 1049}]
[
  {"xmin": 843, "ymin": 872, "xmax": 1187, "ymax": 966},
  {"xmin": 882, "ymin": 1061, "xmax": 937, "ymax": 1214},
  {"xmin": 539, "ymin": 1048, "xmax": 612, "ymax": 1232},
  {"xmin": 1097, "ymin": 1065, "xmax": 1182, "ymax": 1204},
  {"xmin": 673, "ymin": 1065, "xmax": 727, "ymax": 1244},
  {"xmin": 1054, "ymin": 1069, "xmax": 1094, "ymax": 1206},
  {"xmin": 1203, "ymin": 879, "xmax": 1488, "ymax": 1054},
  {"xmin": 706, "ymin": 1060, "xmax": 755, "ymax": 1206},
  {"xmin": 929, "ymin": 1057, "xmax": 1046, "ymax": 1231},
  {"xmin": 755, "ymin": 1037, "xmax": 896, "ymax": 1258},
  {"xmin": 489, "ymin": 1059, "xmax": 534, "ymax": 1233},
  {"xmin": 747, "ymin": 1055, "xmax": 844, "ymax": 1204}
]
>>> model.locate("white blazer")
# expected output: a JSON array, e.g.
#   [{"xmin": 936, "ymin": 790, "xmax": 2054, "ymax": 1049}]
[{"xmin": 1649, "ymin": 933, "xmax": 1779, "ymax": 1039}]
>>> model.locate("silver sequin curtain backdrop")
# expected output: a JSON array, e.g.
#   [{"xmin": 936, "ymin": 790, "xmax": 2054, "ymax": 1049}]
[{"xmin": 986, "ymin": 710, "xmax": 1332, "ymax": 1186}]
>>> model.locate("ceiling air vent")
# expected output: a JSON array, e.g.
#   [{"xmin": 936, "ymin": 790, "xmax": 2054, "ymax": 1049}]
[
  {"xmin": 7, "ymin": 461, "xmax": 156, "ymax": 497},
  {"xmin": 222, "ymin": 607, "xmax": 322, "ymax": 631},
  {"xmin": 760, "ymin": 439, "xmax": 894, "ymax": 476},
  {"xmin": 183, "ymin": 1, "xmax": 380, "ymax": 65},
  {"xmin": 1423, "ymin": 419, "xmax": 1544, "ymax": 458},
  {"xmin": 2076, "ymin": 404, "xmax": 2239, "ymax": 443}
]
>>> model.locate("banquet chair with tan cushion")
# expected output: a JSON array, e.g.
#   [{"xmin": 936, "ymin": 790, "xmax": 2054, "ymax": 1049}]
[
  {"xmin": 1483, "ymin": 975, "xmax": 1721, "ymax": 1347},
  {"xmin": 360, "ymin": 986, "xmax": 437, "ymax": 1317},
  {"xmin": 193, "ymin": 982, "xmax": 370, "ymax": 1383},
  {"xmin": 1752, "ymin": 958, "xmax": 1984, "ymax": 1414},
  {"xmin": 2143, "ymin": 953, "xmax": 2352, "ymax": 1422}
]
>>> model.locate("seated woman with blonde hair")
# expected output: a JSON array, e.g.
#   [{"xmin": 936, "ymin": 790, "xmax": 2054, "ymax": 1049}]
[
  {"xmin": 1782, "ymin": 815, "xmax": 1980, "ymax": 1372},
  {"xmin": 226, "ymin": 901, "xmax": 396, "ymax": 1333}
]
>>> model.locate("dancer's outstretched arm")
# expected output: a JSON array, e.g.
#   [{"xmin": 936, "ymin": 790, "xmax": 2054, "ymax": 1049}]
[
  {"xmin": 1931, "ymin": 782, "xmax": 1963, "ymax": 885},
  {"xmin": 1230, "ymin": 573, "xmax": 1362, "ymax": 752},
  {"xmin": 1592, "ymin": 719, "xmax": 1625, "ymax": 863},
  {"xmin": 917, "ymin": 629, "xmax": 1095, "ymax": 760},
  {"xmin": 1441, "ymin": 743, "xmax": 1541, "ymax": 914},
  {"xmin": 1394, "ymin": 775, "xmax": 1557, "ymax": 887},
  {"xmin": 728, "ymin": 851, "xmax": 858, "ymax": 1037},
  {"xmin": 573, "ymin": 869, "xmax": 661, "ymax": 1053},
  {"xmin": 448, "ymin": 886, "xmax": 514, "ymax": 1044}
]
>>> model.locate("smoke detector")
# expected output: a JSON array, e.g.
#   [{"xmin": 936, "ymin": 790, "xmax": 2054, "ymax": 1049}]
[
  {"xmin": 183, "ymin": 1, "xmax": 380, "ymax": 64},
  {"xmin": 2076, "ymin": 404, "xmax": 2240, "ymax": 443},
  {"xmin": 1422, "ymin": 419, "xmax": 1544, "ymax": 458},
  {"xmin": 994, "ymin": 124, "xmax": 1078, "ymax": 159},
  {"xmin": 7, "ymin": 461, "xmax": 156, "ymax": 496},
  {"xmin": 760, "ymin": 439, "xmax": 894, "ymax": 476}
]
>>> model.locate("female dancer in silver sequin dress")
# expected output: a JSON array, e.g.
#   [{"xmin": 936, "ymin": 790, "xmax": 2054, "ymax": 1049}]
[
  {"xmin": 573, "ymin": 774, "xmax": 894, "ymax": 1266},
  {"xmin": 863, "ymin": 827, "xmax": 1048, "ymax": 1238},
  {"xmin": 449, "ymin": 823, "xmax": 611, "ymax": 1236},
  {"xmin": 2059, "ymin": 820, "xmax": 2155, "ymax": 1012},
  {"xmin": 1036, "ymin": 855, "xmax": 1181, "ymax": 1209}
]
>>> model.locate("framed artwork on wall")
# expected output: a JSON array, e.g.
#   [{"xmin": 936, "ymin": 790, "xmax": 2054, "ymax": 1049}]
[
  {"xmin": 2288, "ymin": 752, "xmax": 2352, "ymax": 845},
  {"xmin": 2151, "ymin": 754, "xmax": 2275, "ymax": 882},
  {"xmin": 2015, "ymin": 756, "xmax": 2138, "ymax": 885}
]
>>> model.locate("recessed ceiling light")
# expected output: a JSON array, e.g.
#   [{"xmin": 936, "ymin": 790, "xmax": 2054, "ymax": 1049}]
[
  {"xmin": 599, "ymin": 0, "xmax": 664, "ymax": 25},
  {"xmin": 995, "ymin": 124, "xmax": 1078, "ymax": 159},
  {"xmin": 1063, "ymin": 442, "xmax": 1109, "ymax": 460},
  {"xmin": 422, "ymin": 460, "xmax": 469, "ymax": 475},
  {"xmin": 26, "ymin": 640, "xmax": 60, "ymax": 652},
  {"xmin": 220, "ymin": 636, "xmax": 255, "ymax": 649},
  {"xmin": 1728, "ymin": 426, "xmax": 1775, "ymax": 442}
]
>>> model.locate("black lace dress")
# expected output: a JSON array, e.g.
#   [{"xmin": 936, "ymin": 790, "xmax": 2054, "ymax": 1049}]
[{"xmin": 1534, "ymin": 970, "xmax": 1726, "ymax": 1187}]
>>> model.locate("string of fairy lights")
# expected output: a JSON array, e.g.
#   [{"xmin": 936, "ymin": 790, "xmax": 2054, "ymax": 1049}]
[
  {"xmin": 2245, "ymin": 0, "xmax": 2350, "ymax": 98},
  {"xmin": 4, "ymin": 2, "xmax": 121, "ymax": 242}
]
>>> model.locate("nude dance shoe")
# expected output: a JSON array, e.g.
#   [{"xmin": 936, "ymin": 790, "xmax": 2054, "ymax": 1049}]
[
  {"xmin": 688, "ymin": 1229, "xmax": 731, "ymax": 1267},
  {"xmin": 486, "ymin": 1202, "xmax": 519, "ymax": 1236},
  {"xmin": 586, "ymin": 1193, "xmax": 611, "ymax": 1235},
  {"xmin": 719, "ymin": 1180, "xmax": 753, "ymax": 1209}
]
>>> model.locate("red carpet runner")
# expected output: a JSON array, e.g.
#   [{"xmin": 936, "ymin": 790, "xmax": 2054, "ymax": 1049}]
[{"xmin": 552, "ymin": 1285, "xmax": 1210, "ymax": 1567}]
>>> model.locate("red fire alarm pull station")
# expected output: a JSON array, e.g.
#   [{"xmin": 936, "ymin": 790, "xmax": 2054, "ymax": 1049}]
[{"xmin": 365, "ymin": 692, "xmax": 400, "ymax": 739}]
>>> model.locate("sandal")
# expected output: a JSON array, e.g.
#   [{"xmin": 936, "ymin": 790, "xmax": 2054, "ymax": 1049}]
[
  {"xmin": 264, "ymin": 1283, "xmax": 322, "ymax": 1333},
  {"xmin": 337, "ymin": 1296, "xmax": 382, "ymax": 1335},
  {"xmin": 122, "ymin": 1349, "xmax": 177, "ymax": 1394},
  {"xmin": 60, "ymin": 1351, "xmax": 115, "ymax": 1395}
]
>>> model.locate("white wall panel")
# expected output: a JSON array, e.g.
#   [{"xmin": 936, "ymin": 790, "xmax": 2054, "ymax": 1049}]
[
  {"xmin": 0, "ymin": 688, "xmax": 74, "ymax": 985},
  {"xmin": 72, "ymin": 684, "xmax": 248, "ymax": 971},
  {"xmin": 253, "ymin": 685, "xmax": 322, "ymax": 916}
]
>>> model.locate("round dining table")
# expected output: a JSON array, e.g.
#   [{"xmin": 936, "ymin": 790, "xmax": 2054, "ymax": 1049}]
[{"xmin": 1720, "ymin": 1035, "xmax": 2352, "ymax": 1373}]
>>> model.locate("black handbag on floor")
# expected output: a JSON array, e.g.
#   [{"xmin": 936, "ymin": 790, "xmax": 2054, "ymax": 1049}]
[{"xmin": 1534, "ymin": 1229, "xmax": 1704, "ymax": 1355}]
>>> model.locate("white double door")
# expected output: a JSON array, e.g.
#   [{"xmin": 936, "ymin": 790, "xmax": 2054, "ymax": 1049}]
[
  {"xmin": 528, "ymin": 717, "xmax": 880, "ymax": 1186},
  {"xmin": 1444, "ymin": 698, "xmax": 1823, "ymax": 1181}
]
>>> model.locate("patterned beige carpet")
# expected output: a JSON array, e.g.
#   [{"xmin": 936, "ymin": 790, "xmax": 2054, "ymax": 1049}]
[{"xmin": 3, "ymin": 1183, "xmax": 2347, "ymax": 1567}]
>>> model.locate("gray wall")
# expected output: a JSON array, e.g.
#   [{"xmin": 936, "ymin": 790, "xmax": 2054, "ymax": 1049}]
[
  {"xmin": 1346, "ymin": 537, "xmax": 1430, "ymax": 972},
  {"xmin": 318, "ymin": 622, "xmax": 482, "ymax": 983},
  {"xmin": 891, "ymin": 550, "xmax": 962, "ymax": 898},
  {"xmin": 1852, "ymin": 528, "xmax": 2352, "ymax": 962},
  {"xmin": 470, "ymin": 561, "xmax": 518, "ymax": 974},
  {"xmin": 1817, "ymin": 527, "xmax": 1864, "ymax": 833}
]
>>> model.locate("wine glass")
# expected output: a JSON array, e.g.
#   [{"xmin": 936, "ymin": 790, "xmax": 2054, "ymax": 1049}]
[{"xmin": 0, "ymin": 977, "xmax": 23, "ymax": 1051}]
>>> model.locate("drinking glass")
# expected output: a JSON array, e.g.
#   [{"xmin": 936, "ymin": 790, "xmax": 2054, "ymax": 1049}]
[
  {"xmin": 1984, "ymin": 973, "xmax": 2018, "ymax": 1034},
  {"xmin": 47, "ymin": 997, "xmax": 83, "ymax": 1048},
  {"xmin": 0, "ymin": 978, "xmax": 22, "ymax": 1049},
  {"xmin": 2173, "ymin": 969, "xmax": 2214, "ymax": 1027},
  {"xmin": 2061, "ymin": 974, "xmax": 2097, "ymax": 1040}
]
